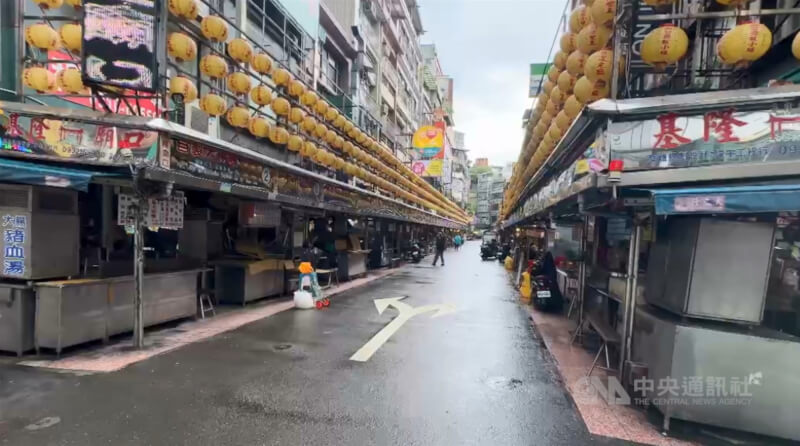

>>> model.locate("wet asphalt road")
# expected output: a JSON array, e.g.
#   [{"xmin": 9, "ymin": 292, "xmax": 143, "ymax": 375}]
[{"xmin": 1, "ymin": 241, "xmax": 625, "ymax": 445}]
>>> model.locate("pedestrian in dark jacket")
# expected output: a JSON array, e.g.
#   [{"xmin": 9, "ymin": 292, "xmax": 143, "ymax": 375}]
[{"xmin": 433, "ymin": 232, "xmax": 447, "ymax": 266}]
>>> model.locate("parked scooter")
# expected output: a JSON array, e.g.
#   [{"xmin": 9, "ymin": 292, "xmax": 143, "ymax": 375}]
[
  {"xmin": 409, "ymin": 242, "xmax": 423, "ymax": 263},
  {"xmin": 531, "ymin": 275, "xmax": 562, "ymax": 311}
]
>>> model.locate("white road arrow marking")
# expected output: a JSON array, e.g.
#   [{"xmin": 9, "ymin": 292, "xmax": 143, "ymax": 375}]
[{"xmin": 349, "ymin": 296, "xmax": 456, "ymax": 362}]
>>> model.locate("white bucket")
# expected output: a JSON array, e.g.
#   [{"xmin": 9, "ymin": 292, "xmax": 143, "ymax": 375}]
[{"xmin": 293, "ymin": 290, "xmax": 315, "ymax": 309}]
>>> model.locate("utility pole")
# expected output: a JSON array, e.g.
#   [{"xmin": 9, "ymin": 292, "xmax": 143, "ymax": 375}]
[{"xmin": 132, "ymin": 192, "xmax": 145, "ymax": 348}]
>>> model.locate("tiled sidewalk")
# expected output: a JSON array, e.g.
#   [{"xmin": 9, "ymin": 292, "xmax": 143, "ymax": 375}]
[
  {"xmin": 19, "ymin": 268, "xmax": 399, "ymax": 373},
  {"xmin": 528, "ymin": 308, "xmax": 694, "ymax": 446}
]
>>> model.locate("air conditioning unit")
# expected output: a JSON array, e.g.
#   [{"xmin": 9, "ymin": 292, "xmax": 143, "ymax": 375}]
[{"xmin": 0, "ymin": 184, "xmax": 79, "ymax": 280}]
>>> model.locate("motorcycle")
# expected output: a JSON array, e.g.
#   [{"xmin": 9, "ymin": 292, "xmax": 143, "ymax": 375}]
[
  {"xmin": 531, "ymin": 275, "xmax": 563, "ymax": 311},
  {"xmin": 480, "ymin": 242, "xmax": 498, "ymax": 260},
  {"xmin": 409, "ymin": 243, "xmax": 423, "ymax": 263}
]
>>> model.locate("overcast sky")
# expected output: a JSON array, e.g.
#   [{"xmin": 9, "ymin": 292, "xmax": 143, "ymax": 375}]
[{"xmin": 418, "ymin": 0, "xmax": 566, "ymax": 166}]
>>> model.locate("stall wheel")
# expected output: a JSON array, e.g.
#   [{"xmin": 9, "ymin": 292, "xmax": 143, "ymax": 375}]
[
  {"xmin": 315, "ymin": 300, "xmax": 324, "ymax": 309},
  {"xmin": 323, "ymin": 298, "xmax": 330, "ymax": 307}
]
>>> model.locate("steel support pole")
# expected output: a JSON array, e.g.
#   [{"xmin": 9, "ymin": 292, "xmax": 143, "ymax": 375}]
[
  {"xmin": 576, "ymin": 215, "xmax": 589, "ymax": 328},
  {"xmin": 618, "ymin": 223, "xmax": 641, "ymax": 379},
  {"xmin": 132, "ymin": 196, "xmax": 145, "ymax": 349}
]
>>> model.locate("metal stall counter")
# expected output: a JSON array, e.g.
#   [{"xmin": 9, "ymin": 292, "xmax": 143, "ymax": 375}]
[
  {"xmin": 212, "ymin": 258, "xmax": 294, "ymax": 305},
  {"xmin": 34, "ymin": 268, "xmax": 207, "ymax": 354}
]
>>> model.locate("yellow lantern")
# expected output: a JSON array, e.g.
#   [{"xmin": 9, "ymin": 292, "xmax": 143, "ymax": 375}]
[
  {"xmin": 332, "ymin": 135, "xmax": 344, "ymax": 149},
  {"xmin": 537, "ymin": 92, "xmax": 549, "ymax": 107},
  {"xmin": 566, "ymin": 50, "xmax": 588, "ymax": 76},
  {"xmin": 269, "ymin": 126, "xmax": 289, "ymax": 145},
  {"xmin": 332, "ymin": 156, "xmax": 345, "ymax": 170},
  {"xmin": 227, "ymin": 72, "xmax": 251, "ymax": 95},
  {"xmin": 25, "ymin": 24, "xmax": 59, "ymax": 50},
  {"xmin": 547, "ymin": 65, "xmax": 561, "ymax": 83},
  {"xmin": 33, "ymin": 0, "xmax": 63, "ymax": 8},
  {"xmin": 314, "ymin": 100, "xmax": 329, "ymax": 116},
  {"xmin": 270, "ymin": 97, "xmax": 290, "ymax": 116},
  {"xmin": 65, "ymin": 0, "xmax": 82, "ymax": 8},
  {"xmin": 584, "ymin": 48, "xmax": 613, "ymax": 83},
  {"xmin": 546, "ymin": 99, "xmax": 559, "ymax": 116},
  {"xmin": 540, "ymin": 110, "xmax": 554, "ymax": 126},
  {"xmin": 169, "ymin": 76, "xmax": 198, "ymax": 102},
  {"xmin": 343, "ymin": 121, "xmax": 354, "ymax": 133},
  {"xmin": 287, "ymin": 79, "xmax": 305, "ymax": 98},
  {"xmin": 250, "ymin": 84, "xmax": 273, "ymax": 106},
  {"xmin": 560, "ymin": 32, "xmax": 578, "ymax": 53},
  {"xmin": 792, "ymin": 31, "xmax": 800, "ymax": 61},
  {"xmin": 641, "ymin": 24, "xmax": 688, "ymax": 70},
  {"xmin": 325, "ymin": 129, "xmax": 337, "ymax": 144},
  {"xmin": 200, "ymin": 54, "xmax": 229, "ymax": 79},
  {"xmin": 325, "ymin": 107, "xmax": 339, "ymax": 123},
  {"xmin": 591, "ymin": 0, "xmax": 615, "ymax": 28},
  {"xmin": 227, "ymin": 38, "xmax": 254, "ymax": 64},
  {"xmin": 225, "ymin": 106, "xmax": 250, "ymax": 128},
  {"xmin": 301, "ymin": 116, "xmax": 317, "ymax": 133},
  {"xmin": 557, "ymin": 70, "xmax": 578, "ymax": 93},
  {"xmin": 342, "ymin": 141, "xmax": 354, "ymax": 155},
  {"xmin": 554, "ymin": 51, "xmax": 568, "ymax": 70},
  {"xmin": 555, "ymin": 111, "xmax": 573, "ymax": 131},
  {"xmin": 23, "ymin": 67, "xmax": 55, "ymax": 93},
  {"xmin": 564, "ymin": 95, "xmax": 584, "ymax": 118},
  {"xmin": 334, "ymin": 115, "xmax": 347, "ymax": 129},
  {"xmin": 57, "ymin": 68, "xmax": 84, "ymax": 94},
  {"xmin": 731, "ymin": 22, "xmax": 772, "ymax": 64},
  {"xmin": 314, "ymin": 122, "xmax": 328, "ymax": 138},
  {"xmin": 168, "ymin": 0, "xmax": 198, "ymax": 19},
  {"xmin": 573, "ymin": 76, "xmax": 609, "ymax": 103},
  {"xmin": 577, "ymin": 23, "xmax": 611, "ymax": 54},
  {"xmin": 201, "ymin": 16, "xmax": 229, "ymax": 42},
  {"xmin": 301, "ymin": 90, "xmax": 319, "ymax": 107},
  {"xmin": 287, "ymin": 134, "xmax": 304, "ymax": 152},
  {"xmin": 569, "ymin": 6, "xmax": 591, "ymax": 33},
  {"xmin": 200, "ymin": 94, "xmax": 226, "ymax": 116},
  {"xmin": 271, "ymin": 68, "xmax": 292, "ymax": 86},
  {"xmin": 167, "ymin": 32, "xmax": 196, "ymax": 62},
  {"xmin": 550, "ymin": 85, "xmax": 568, "ymax": 105},
  {"xmin": 289, "ymin": 107, "xmax": 306, "ymax": 124},
  {"xmin": 716, "ymin": 32, "xmax": 739, "ymax": 66},
  {"xmin": 301, "ymin": 141, "xmax": 318, "ymax": 158},
  {"xmin": 59, "ymin": 24, "xmax": 82, "ymax": 54},
  {"xmin": 312, "ymin": 148, "xmax": 327, "ymax": 165},
  {"xmin": 252, "ymin": 52, "xmax": 273, "ymax": 75},
  {"xmin": 248, "ymin": 116, "xmax": 271, "ymax": 138}
]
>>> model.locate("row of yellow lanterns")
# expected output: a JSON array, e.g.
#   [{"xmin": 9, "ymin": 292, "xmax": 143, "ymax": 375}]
[{"xmin": 165, "ymin": 19, "xmax": 464, "ymax": 220}]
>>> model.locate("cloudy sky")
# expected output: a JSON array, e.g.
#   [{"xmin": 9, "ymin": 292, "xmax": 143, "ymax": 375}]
[{"xmin": 418, "ymin": 0, "xmax": 566, "ymax": 166}]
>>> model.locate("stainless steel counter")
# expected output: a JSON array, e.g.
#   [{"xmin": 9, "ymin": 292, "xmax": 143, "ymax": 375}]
[{"xmin": 34, "ymin": 269, "xmax": 205, "ymax": 354}]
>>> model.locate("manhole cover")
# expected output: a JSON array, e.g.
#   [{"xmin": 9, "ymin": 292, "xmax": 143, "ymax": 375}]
[{"xmin": 274, "ymin": 344, "xmax": 292, "ymax": 351}]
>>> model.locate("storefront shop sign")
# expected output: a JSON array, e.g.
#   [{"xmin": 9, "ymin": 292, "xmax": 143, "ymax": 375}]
[
  {"xmin": 411, "ymin": 159, "xmax": 443, "ymax": 177},
  {"xmin": 1, "ymin": 114, "xmax": 157, "ymax": 164},
  {"xmin": 673, "ymin": 195, "xmax": 726, "ymax": 213},
  {"xmin": 607, "ymin": 108, "xmax": 800, "ymax": 170},
  {"xmin": 1, "ymin": 214, "xmax": 27, "ymax": 277},
  {"xmin": 171, "ymin": 139, "xmax": 269, "ymax": 188}
]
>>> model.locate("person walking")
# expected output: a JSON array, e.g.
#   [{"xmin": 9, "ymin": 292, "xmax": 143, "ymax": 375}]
[
  {"xmin": 453, "ymin": 233, "xmax": 463, "ymax": 251},
  {"xmin": 433, "ymin": 232, "xmax": 447, "ymax": 266}
]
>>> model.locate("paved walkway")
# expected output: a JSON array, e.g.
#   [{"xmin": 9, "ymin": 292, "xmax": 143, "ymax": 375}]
[{"xmin": 1, "ymin": 243, "xmax": 625, "ymax": 445}]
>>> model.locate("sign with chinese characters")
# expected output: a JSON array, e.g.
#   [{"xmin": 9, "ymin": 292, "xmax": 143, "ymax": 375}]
[
  {"xmin": 171, "ymin": 139, "xmax": 269, "ymax": 187},
  {"xmin": 607, "ymin": 108, "xmax": 800, "ymax": 170},
  {"xmin": 411, "ymin": 125, "xmax": 444, "ymax": 159},
  {"xmin": 1, "ymin": 113, "xmax": 158, "ymax": 163},
  {"xmin": 117, "ymin": 191, "xmax": 184, "ymax": 229},
  {"xmin": 673, "ymin": 195, "xmax": 726, "ymax": 213},
  {"xmin": 411, "ymin": 159, "xmax": 443, "ymax": 177},
  {"xmin": 1, "ymin": 214, "xmax": 27, "ymax": 277}
]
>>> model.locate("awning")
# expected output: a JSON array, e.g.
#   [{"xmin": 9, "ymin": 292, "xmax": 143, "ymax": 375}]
[
  {"xmin": 0, "ymin": 157, "xmax": 119, "ymax": 191},
  {"xmin": 651, "ymin": 184, "xmax": 800, "ymax": 215}
]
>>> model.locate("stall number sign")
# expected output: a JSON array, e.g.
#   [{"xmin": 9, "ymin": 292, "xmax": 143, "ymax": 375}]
[{"xmin": 2, "ymin": 215, "xmax": 27, "ymax": 277}]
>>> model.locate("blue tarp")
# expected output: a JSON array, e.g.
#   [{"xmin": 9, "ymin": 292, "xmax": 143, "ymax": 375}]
[
  {"xmin": 0, "ymin": 157, "xmax": 118, "ymax": 191},
  {"xmin": 652, "ymin": 184, "xmax": 800, "ymax": 215}
]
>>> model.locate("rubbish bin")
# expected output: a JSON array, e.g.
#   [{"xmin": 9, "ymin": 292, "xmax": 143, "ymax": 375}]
[{"xmin": 0, "ymin": 284, "xmax": 35, "ymax": 356}]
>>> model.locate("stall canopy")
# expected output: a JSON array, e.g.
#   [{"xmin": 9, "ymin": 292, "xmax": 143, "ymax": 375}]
[
  {"xmin": 651, "ymin": 184, "xmax": 800, "ymax": 215},
  {"xmin": 0, "ymin": 157, "xmax": 120, "ymax": 191}
]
